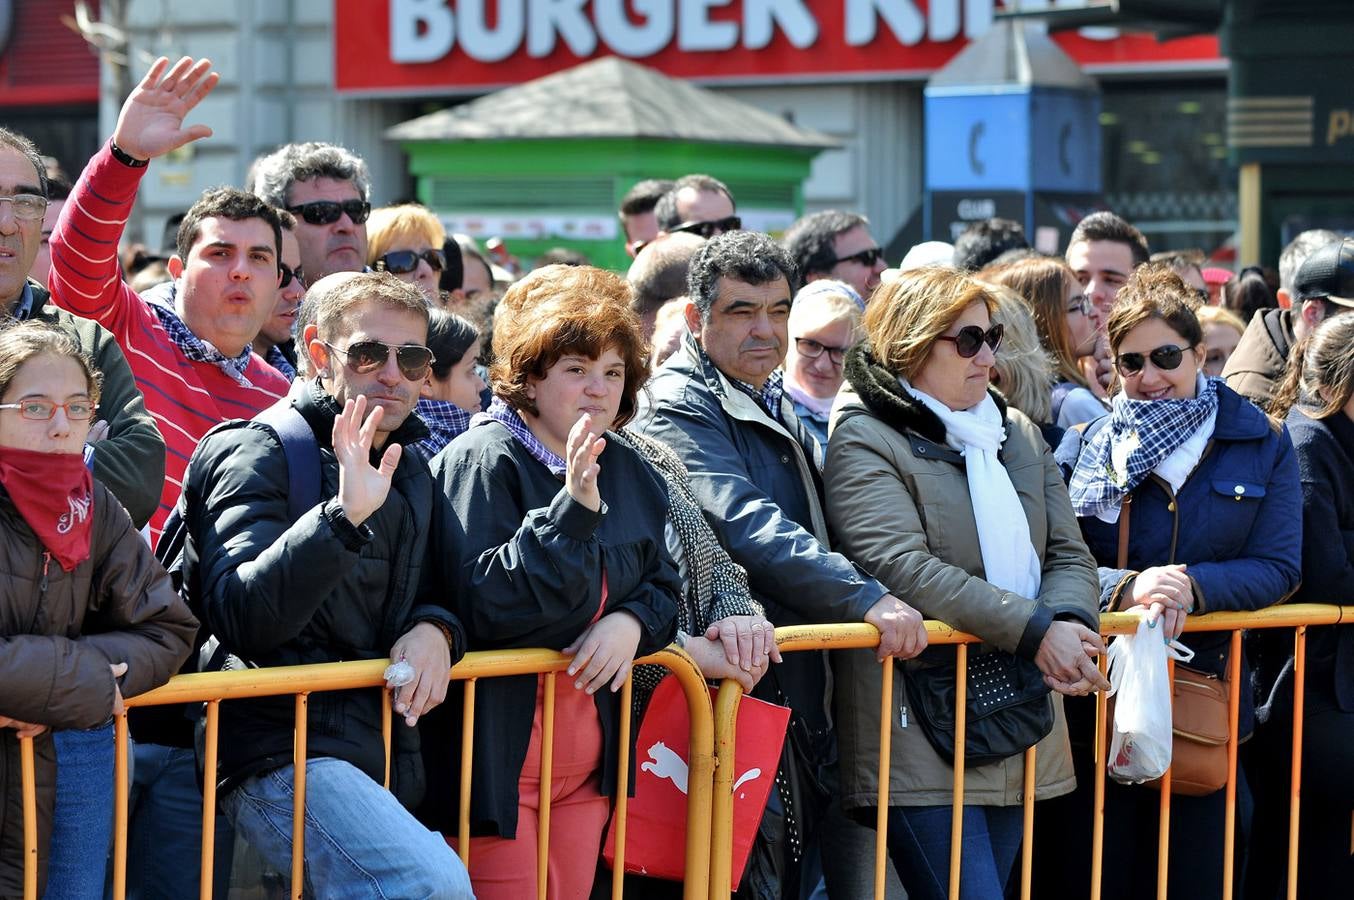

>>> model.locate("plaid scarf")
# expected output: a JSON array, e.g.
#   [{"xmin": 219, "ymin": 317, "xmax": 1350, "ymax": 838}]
[
  {"xmin": 1067, "ymin": 375, "xmax": 1221, "ymax": 517},
  {"xmin": 147, "ymin": 300, "xmax": 254, "ymax": 386},
  {"xmin": 471, "ymin": 397, "xmax": 566, "ymax": 477},
  {"xmin": 410, "ymin": 398, "xmax": 473, "ymax": 462},
  {"xmin": 730, "ymin": 368, "xmax": 785, "ymax": 420}
]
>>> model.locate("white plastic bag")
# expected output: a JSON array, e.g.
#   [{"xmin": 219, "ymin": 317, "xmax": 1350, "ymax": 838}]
[{"xmin": 1104, "ymin": 608, "xmax": 1194, "ymax": 785}]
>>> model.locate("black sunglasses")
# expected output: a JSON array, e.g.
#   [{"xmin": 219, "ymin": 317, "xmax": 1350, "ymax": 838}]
[
  {"xmin": 375, "ymin": 249, "xmax": 447, "ymax": 275},
  {"xmin": 670, "ymin": 215, "xmax": 742, "ymax": 239},
  {"xmin": 935, "ymin": 323, "xmax": 1003, "ymax": 358},
  {"xmin": 279, "ymin": 262, "xmax": 306, "ymax": 290},
  {"xmin": 322, "ymin": 340, "xmax": 435, "ymax": 381},
  {"xmin": 832, "ymin": 246, "xmax": 885, "ymax": 268},
  {"xmin": 286, "ymin": 199, "xmax": 372, "ymax": 226},
  {"xmin": 1114, "ymin": 344, "xmax": 1186, "ymax": 377}
]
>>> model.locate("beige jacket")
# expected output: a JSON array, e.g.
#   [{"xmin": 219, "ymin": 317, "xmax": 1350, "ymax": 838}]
[{"xmin": 824, "ymin": 348, "xmax": 1100, "ymax": 809}]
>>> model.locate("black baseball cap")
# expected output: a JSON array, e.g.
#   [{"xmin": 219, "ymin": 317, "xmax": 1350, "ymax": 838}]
[{"xmin": 1294, "ymin": 237, "xmax": 1354, "ymax": 307}]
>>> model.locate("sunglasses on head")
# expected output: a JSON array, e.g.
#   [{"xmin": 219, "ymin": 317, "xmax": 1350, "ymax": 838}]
[
  {"xmin": 1114, "ymin": 344, "xmax": 1186, "ymax": 377},
  {"xmin": 286, "ymin": 199, "xmax": 372, "ymax": 226},
  {"xmin": 322, "ymin": 340, "xmax": 435, "ymax": 381},
  {"xmin": 935, "ymin": 323, "xmax": 1003, "ymax": 358},
  {"xmin": 833, "ymin": 246, "xmax": 885, "ymax": 268},
  {"xmin": 670, "ymin": 215, "xmax": 742, "ymax": 239},
  {"xmin": 375, "ymin": 249, "xmax": 447, "ymax": 276},
  {"xmin": 279, "ymin": 262, "xmax": 306, "ymax": 290}
]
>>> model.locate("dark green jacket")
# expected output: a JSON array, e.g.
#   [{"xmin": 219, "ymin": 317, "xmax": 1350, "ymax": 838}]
[{"xmin": 19, "ymin": 281, "xmax": 164, "ymax": 528}]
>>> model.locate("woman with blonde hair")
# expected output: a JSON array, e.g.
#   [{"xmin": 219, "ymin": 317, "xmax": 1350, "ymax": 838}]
[
  {"xmin": 366, "ymin": 203, "xmax": 448, "ymax": 305},
  {"xmin": 988, "ymin": 257, "xmax": 1107, "ymax": 428},
  {"xmin": 1195, "ymin": 304, "xmax": 1246, "ymax": 377},
  {"xmin": 983, "ymin": 283, "xmax": 1058, "ymax": 444},
  {"xmin": 826, "ymin": 266, "xmax": 1105, "ymax": 899},
  {"xmin": 784, "ymin": 279, "xmax": 864, "ymax": 446}
]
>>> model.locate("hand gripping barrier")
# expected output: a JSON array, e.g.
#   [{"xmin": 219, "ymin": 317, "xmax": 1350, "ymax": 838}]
[{"xmin": 707, "ymin": 604, "xmax": 1352, "ymax": 900}]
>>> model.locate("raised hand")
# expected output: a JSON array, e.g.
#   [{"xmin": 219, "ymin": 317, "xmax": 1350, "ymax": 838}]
[
  {"xmin": 333, "ymin": 395, "xmax": 402, "ymax": 528},
  {"xmin": 565, "ymin": 413, "xmax": 605, "ymax": 512},
  {"xmin": 112, "ymin": 56, "xmax": 221, "ymax": 161}
]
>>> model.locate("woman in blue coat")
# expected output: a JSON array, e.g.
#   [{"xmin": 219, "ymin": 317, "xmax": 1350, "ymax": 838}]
[{"xmin": 1050, "ymin": 265, "xmax": 1301, "ymax": 900}]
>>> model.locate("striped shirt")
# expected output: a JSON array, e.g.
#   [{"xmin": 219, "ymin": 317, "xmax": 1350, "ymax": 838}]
[{"xmin": 47, "ymin": 141, "xmax": 289, "ymax": 542}]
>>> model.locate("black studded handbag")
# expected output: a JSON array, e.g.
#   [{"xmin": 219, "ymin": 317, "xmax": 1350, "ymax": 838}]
[{"xmin": 905, "ymin": 649, "xmax": 1055, "ymax": 768}]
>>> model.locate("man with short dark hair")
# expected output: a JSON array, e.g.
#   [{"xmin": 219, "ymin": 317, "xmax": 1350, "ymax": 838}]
[
  {"xmin": 249, "ymin": 141, "xmax": 371, "ymax": 282},
  {"xmin": 182, "ymin": 271, "xmax": 471, "ymax": 899},
  {"xmin": 782, "ymin": 209, "xmax": 886, "ymax": 300},
  {"xmin": 618, "ymin": 177, "xmax": 673, "ymax": 258},
  {"xmin": 637, "ymin": 230, "xmax": 926, "ymax": 898},
  {"xmin": 49, "ymin": 58, "xmax": 290, "ymax": 541},
  {"xmin": 1065, "ymin": 211, "xmax": 1151, "ymax": 393},
  {"xmin": 1150, "ymin": 249, "xmax": 1208, "ymax": 296},
  {"xmin": 953, "ymin": 217, "xmax": 1029, "ymax": 271},
  {"xmin": 626, "ymin": 231, "xmax": 705, "ymax": 339},
  {"xmin": 653, "ymin": 173, "xmax": 739, "ymax": 237},
  {"xmin": 1225, "ymin": 235, "xmax": 1354, "ymax": 409}
]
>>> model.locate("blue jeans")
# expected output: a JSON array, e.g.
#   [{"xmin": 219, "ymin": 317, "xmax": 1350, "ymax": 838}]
[
  {"xmin": 220, "ymin": 758, "xmax": 472, "ymax": 899},
  {"xmin": 46, "ymin": 726, "xmax": 114, "ymax": 900},
  {"xmin": 887, "ymin": 804, "xmax": 1023, "ymax": 900},
  {"xmin": 115, "ymin": 742, "xmax": 234, "ymax": 900}
]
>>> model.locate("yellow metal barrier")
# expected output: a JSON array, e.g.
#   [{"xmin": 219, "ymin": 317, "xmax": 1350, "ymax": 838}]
[
  {"xmin": 708, "ymin": 604, "xmax": 1352, "ymax": 900},
  {"xmin": 15, "ymin": 644, "xmax": 713, "ymax": 900}
]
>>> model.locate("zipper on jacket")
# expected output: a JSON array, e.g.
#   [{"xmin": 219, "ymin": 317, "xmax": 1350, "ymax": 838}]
[{"xmin": 40, "ymin": 551, "xmax": 50, "ymax": 593}]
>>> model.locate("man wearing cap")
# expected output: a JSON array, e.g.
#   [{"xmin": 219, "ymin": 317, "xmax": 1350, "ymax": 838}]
[
  {"xmin": 1224, "ymin": 236, "xmax": 1354, "ymax": 410},
  {"xmin": 782, "ymin": 209, "xmax": 888, "ymax": 302}
]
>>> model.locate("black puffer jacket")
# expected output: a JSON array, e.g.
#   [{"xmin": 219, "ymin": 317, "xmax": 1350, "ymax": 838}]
[
  {"xmin": 0, "ymin": 480, "xmax": 196, "ymax": 897},
  {"xmin": 183, "ymin": 381, "xmax": 464, "ymax": 801}
]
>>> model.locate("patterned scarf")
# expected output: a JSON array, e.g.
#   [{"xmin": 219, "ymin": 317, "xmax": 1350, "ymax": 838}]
[
  {"xmin": 147, "ymin": 299, "xmax": 255, "ymax": 386},
  {"xmin": 1068, "ymin": 374, "xmax": 1222, "ymax": 517},
  {"xmin": 410, "ymin": 398, "xmax": 473, "ymax": 462},
  {"xmin": 470, "ymin": 397, "xmax": 566, "ymax": 477},
  {"xmin": 730, "ymin": 367, "xmax": 785, "ymax": 420}
]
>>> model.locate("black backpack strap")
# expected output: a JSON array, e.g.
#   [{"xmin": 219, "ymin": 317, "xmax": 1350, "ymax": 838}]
[{"xmin": 253, "ymin": 399, "xmax": 323, "ymax": 520}]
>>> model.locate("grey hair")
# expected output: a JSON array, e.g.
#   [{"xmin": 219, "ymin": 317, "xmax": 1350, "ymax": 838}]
[
  {"xmin": 1279, "ymin": 229, "xmax": 1343, "ymax": 296},
  {"xmin": 687, "ymin": 231, "xmax": 796, "ymax": 319},
  {"xmin": 248, "ymin": 142, "xmax": 371, "ymax": 209},
  {"xmin": 654, "ymin": 174, "xmax": 734, "ymax": 231},
  {"xmin": 0, "ymin": 128, "xmax": 48, "ymax": 198},
  {"xmin": 782, "ymin": 210, "xmax": 868, "ymax": 287}
]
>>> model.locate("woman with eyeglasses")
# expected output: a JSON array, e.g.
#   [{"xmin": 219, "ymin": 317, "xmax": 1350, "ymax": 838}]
[
  {"xmin": 366, "ymin": 204, "xmax": 448, "ymax": 306},
  {"xmin": 825, "ymin": 267, "xmax": 1105, "ymax": 900},
  {"xmin": 783, "ymin": 279, "xmax": 864, "ymax": 447},
  {"xmin": 1243, "ymin": 314, "xmax": 1354, "ymax": 899},
  {"xmin": 417, "ymin": 265, "xmax": 678, "ymax": 899},
  {"xmin": 986, "ymin": 257, "xmax": 1108, "ymax": 429},
  {"xmin": 1050, "ymin": 264, "xmax": 1301, "ymax": 900},
  {"xmin": 0, "ymin": 322, "xmax": 197, "ymax": 898}
]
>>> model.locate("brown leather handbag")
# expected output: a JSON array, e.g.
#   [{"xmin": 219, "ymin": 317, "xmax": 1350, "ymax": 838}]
[{"xmin": 1114, "ymin": 495, "xmax": 1231, "ymax": 797}]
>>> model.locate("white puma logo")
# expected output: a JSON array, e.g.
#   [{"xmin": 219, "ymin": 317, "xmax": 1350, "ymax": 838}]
[
  {"xmin": 641, "ymin": 741, "xmax": 688, "ymax": 794},
  {"xmin": 640, "ymin": 742, "xmax": 765, "ymax": 797}
]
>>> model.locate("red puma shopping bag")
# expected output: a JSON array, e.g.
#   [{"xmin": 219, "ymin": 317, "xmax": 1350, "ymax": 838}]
[{"xmin": 602, "ymin": 675, "xmax": 790, "ymax": 888}]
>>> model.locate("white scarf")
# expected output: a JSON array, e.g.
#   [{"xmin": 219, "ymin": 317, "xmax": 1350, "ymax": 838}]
[{"xmin": 902, "ymin": 379, "xmax": 1043, "ymax": 599}]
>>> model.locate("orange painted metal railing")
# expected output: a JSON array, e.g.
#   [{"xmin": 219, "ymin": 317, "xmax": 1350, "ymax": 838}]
[
  {"xmin": 13, "ymin": 604, "xmax": 1349, "ymax": 899},
  {"xmin": 708, "ymin": 604, "xmax": 1351, "ymax": 900},
  {"xmin": 14, "ymin": 644, "xmax": 713, "ymax": 900}
]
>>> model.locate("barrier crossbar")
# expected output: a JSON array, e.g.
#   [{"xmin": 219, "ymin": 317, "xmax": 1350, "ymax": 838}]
[
  {"xmin": 708, "ymin": 604, "xmax": 1352, "ymax": 900},
  {"xmin": 16, "ymin": 644, "xmax": 714, "ymax": 900}
]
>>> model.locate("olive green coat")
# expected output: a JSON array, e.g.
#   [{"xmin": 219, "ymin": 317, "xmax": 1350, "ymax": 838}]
[{"xmin": 824, "ymin": 348, "xmax": 1100, "ymax": 809}]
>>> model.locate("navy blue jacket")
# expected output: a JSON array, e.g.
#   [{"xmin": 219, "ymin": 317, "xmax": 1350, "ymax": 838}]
[
  {"xmin": 636, "ymin": 336, "xmax": 887, "ymax": 739},
  {"xmin": 1285, "ymin": 408, "xmax": 1354, "ymax": 712},
  {"xmin": 1056, "ymin": 384, "xmax": 1302, "ymax": 736}
]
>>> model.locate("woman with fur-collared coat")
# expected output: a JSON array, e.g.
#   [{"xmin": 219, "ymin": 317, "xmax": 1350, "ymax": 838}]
[{"xmin": 825, "ymin": 268, "xmax": 1104, "ymax": 900}]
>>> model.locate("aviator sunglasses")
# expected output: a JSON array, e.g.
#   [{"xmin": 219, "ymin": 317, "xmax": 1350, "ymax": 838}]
[
  {"xmin": 279, "ymin": 262, "xmax": 306, "ymax": 290},
  {"xmin": 375, "ymin": 249, "xmax": 447, "ymax": 275},
  {"xmin": 1114, "ymin": 344, "xmax": 1186, "ymax": 377},
  {"xmin": 286, "ymin": 199, "xmax": 372, "ymax": 226},
  {"xmin": 670, "ymin": 215, "xmax": 742, "ymax": 239},
  {"xmin": 935, "ymin": 323, "xmax": 1004, "ymax": 358},
  {"xmin": 321, "ymin": 340, "xmax": 435, "ymax": 381}
]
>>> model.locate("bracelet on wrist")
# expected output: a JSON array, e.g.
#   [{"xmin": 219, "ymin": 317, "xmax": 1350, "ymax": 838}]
[{"xmin": 110, "ymin": 141, "xmax": 149, "ymax": 168}]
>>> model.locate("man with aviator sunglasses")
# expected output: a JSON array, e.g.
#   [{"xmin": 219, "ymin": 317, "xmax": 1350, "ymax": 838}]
[{"xmin": 180, "ymin": 271, "xmax": 471, "ymax": 898}]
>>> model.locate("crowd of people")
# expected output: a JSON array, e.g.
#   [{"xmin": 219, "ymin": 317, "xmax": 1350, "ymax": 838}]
[{"xmin": 0, "ymin": 54, "xmax": 1350, "ymax": 900}]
